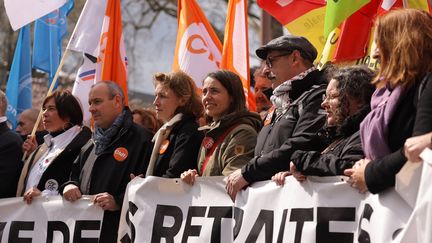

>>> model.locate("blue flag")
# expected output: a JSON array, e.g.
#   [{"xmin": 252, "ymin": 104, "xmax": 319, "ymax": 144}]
[
  {"xmin": 32, "ymin": 0, "xmax": 74, "ymax": 87},
  {"xmin": 5, "ymin": 25, "xmax": 32, "ymax": 129}
]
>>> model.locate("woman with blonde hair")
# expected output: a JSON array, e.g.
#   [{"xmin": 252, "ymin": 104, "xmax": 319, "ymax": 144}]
[
  {"xmin": 346, "ymin": 9, "xmax": 432, "ymax": 194},
  {"xmin": 145, "ymin": 71, "xmax": 204, "ymax": 178}
]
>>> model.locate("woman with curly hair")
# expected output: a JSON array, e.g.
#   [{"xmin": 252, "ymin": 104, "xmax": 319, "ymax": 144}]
[{"xmin": 273, "ymin": 65, "xmax": 375, "ymax": 183}]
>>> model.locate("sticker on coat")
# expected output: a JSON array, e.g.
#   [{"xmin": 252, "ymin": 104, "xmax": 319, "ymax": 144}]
[
  {"xmin": 202, "ymin": 137, "xmax": 214, "ymax": 150},
  {"xmin": 159, "ymin": 140, "xmax": 170, "ymax": 154},
  {"xmin": 114, "ymin": 147, "xmax": 129, "ymax": 162},
  {"xmin": 45, "ymin": 179, "xmax": 59, "ymax": 192},
  {"xmin": 234, "ymin": 145, "xmax": 245, "ymax": 155}
]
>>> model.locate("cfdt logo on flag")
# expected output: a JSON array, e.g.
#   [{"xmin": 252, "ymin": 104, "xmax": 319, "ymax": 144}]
[{"xmin": 178, "ymin": 23, "xmax": 222, "ymax": 88}]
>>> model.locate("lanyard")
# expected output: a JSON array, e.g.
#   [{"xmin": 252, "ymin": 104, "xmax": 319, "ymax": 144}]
[{"xmin": 200, "ymin": 124, "xmax": 239, "ymax": 174}]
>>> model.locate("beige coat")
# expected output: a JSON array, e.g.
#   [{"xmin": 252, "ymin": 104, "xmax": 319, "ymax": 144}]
[{"xmin": 197, "ymin": 111, "xmax": 262, "ymax": 176}]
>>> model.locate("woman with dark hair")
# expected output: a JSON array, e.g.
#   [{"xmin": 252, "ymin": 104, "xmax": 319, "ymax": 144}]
[
  {"xmin": 17, "ymin": 90, "xmax": 91, "ymax": 203},
  {"xmin": 272, "ymin": 66, "xmax": 375, "ymax": 184},
  {"xmin": 181, "ymin": 70, "xmax": 262, "ymax": 184},
  {"xmin": 145, "ymin": 71, "xmax": 204, "ymax": 178},
  {"xmin": 346, "ymin": 9, "xmax": 432, "ymax": 194}
]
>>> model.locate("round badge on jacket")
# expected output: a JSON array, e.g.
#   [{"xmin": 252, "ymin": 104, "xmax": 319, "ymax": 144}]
[
  {"xmin": 45, "ymin": 179, "xmax": 59, "ymax": 192},
  {"xmin": 202, "ymin": 137, "xmax": 214, "ymax": 150},
  {"xmin": 114, "ymin": 147, "xmax": 129, "ymax": 162},
  {"xmin": 264, "ymin": 106, "xmax": 275, "ymax": 126},
  {"xmin": 159, "ymin": 140, "xmax": 170, "ymax": 154}
]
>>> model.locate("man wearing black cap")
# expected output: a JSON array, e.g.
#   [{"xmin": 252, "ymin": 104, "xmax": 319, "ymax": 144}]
[{"xmin": 226, "ymin": 35, "xmax": 328, "ymax": 199}]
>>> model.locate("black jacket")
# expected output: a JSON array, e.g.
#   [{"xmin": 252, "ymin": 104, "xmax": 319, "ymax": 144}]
[
  {"xmin": 242, "ymin": 69, "xmax": 327, "ymax": 183},
  {"xmin": 153, "ymin": 114, "xmax": 203, "ymax": 178},
  {"xmin": 65, "ymin": 108, "xmax": 153, "ymax": 243},
  {"xmin": 0, "ymin": 121, "xmax": 23, "ymax": 198},
  {"xmin": 20, "ymin": 126, "xmax": 91, "ymax": 195},
  {"xmin": 365, "ymin": 73, "xmax": 432, "ymax": 193},
  {"xmin": 291, "ymin": 107, "xmax": 370, "ymax": 176}
]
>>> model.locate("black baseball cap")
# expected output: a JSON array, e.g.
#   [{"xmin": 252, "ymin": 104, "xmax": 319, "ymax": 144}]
[{"xmin": 256, "ymin": 35, "xmax": 318, "ymax": 63}]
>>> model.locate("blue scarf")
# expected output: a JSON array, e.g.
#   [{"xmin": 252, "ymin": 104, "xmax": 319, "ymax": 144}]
[{"xmin": 93, "ymin": 109, "xmax": 128, "ymax": 155}]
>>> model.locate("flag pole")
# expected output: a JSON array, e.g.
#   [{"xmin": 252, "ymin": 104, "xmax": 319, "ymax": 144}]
[{"xmin": 22, "ymin": 49, "xmax": 70, "ymax": 160}]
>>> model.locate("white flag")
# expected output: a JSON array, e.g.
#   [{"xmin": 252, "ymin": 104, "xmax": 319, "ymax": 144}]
[
  {"xmin": 172, "ymin": 0, "xmax": 222, "ymax": 88},
  {"xmin": 4, "ymin": 0, "xmax": 66, "ymax": 31},
  {"xmin": 67, "ymin": 0, "xmax": 107, "ymax": 57},
  {"xmin": 72, "ymin": 54, "xmax": 96, "ymax": 123}
]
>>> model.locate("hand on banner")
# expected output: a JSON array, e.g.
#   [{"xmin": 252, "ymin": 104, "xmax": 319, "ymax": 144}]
[
  {"xmin": 404, "ymin": 132, "xmax": 432, "ymax": 162},
  {"xmin": 181, "ymin": 169, "xmax": 198, "ymax": 185},
  {"xmin": 93, "ymin": 192, "xmax": 119, "ymax": 211},
  {"xmin": 272, "ymin": 171, "xmax": 291, "ymax": 185},
  {"xmin": 22, "ymin": 135, "xmax": 37, "ymax": 154},
  {"xmin": 290, "ymin": 162, "xmax": 307, "ymax": 182},
  {"xmin": 63, "ymin": 184, "xmax": 82, "ymax": 202},
  {"xmin": 23, "ymin": 187, "xmax": 41, "ymax": 204},
  {"xmin": 225, "ymin": 169, "xmax": 249, "ymax": 201},
  {"xmin": 130, "ymin": 173, "xmax": 144, "ymax": 180},
  {"xmin": 344, "ymin": 159, "xmax": 371, "ymax": 193}
]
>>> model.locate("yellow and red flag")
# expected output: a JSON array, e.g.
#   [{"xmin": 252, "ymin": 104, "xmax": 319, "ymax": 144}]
[
  {"xmin": 173, "ymin": 0, "xmax": 222, "ymax": 88},
  {"xmin": 259, "ymin": 0, "xmax": 431, "ymax": 69},
  {"xmin": 257, "ymin": 0, "xmax": 326, "ymax": 61},
  {"xmin": 221, "ymin": 0, "xmax": 256, "ymax": 111},
  {"xmin": 333, "ymin": 1, "xmax": 379, "ymax": 62},
  {"xmin": 318, "ymin": 0, "xmax": 379, "ymax": 67},
  {"xmin": 95, "ymin": 0, "xmax": 128, "ymax": 103}
]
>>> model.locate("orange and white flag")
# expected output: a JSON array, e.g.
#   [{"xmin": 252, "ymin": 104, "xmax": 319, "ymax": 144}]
[
  {"xmin": 173, "ymin": 0, "xmax": 222, "ymax": 88},
  {"xmin": 221, "ymin": 0, "xmax": 255, "ymax": 111},
  {"xmin": 95, "ymin": 0, "xmax": 128, "ymax": 103}
]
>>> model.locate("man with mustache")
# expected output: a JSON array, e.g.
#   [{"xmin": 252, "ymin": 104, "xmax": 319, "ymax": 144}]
[{"xmin": 226, "ymin": 35, "xmax": 328, "ymax": 199}]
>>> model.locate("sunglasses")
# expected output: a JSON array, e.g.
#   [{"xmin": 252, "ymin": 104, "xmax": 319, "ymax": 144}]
[{"xmin": 265, "ymin": 51, "xmax": 294, "ymax": 68}]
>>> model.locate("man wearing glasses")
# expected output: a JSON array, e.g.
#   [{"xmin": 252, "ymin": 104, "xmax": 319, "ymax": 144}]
[{"xmin": 226, "ymin": 35, "xmax": 328, "ymax": 199}]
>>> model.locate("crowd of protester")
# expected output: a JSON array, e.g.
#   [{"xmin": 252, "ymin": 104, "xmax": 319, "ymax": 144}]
[{"xmin": 1, "ymin": 8, "xmax": 432, "ymax": 242}]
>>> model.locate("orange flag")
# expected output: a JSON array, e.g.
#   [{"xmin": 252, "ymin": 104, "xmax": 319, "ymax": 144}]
[
  {"xmin": 173, "ymin": 0, "xmax": 222, "ymax": 88},
  {"xmin": 221, "ymin": 0, "xmax": 256, "ymax": 111},
  {"xmin": 96, "ymin": 0, "xmax": 128, "ymax": 104}
]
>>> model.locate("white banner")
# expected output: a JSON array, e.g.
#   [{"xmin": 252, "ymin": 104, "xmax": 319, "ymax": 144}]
[
  {"xmin": 119, "ymin": 176, "xmax": 412, "ymax": 243},
  {"xmin": 396, "ymin": 148, "xmax": 432, "ymax": 243},
  {"xmin": 0, "ymin": 196, "xmax": 103, "ymax": 243},
  {"xmin": 118, "ymin": 176, "xmax": 234, "ymax": 243},
  {"xmin": 234, "ymin": 177, "xmax": 411, "ymax": 243},
  {"xmin": 4, "ymin": 0, "xmax": 67, "ymax": 31}
]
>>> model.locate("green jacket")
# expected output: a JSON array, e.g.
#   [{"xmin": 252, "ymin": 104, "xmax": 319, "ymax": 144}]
[{"xmin": 198, "ymin": 111, "xmax": 262, "ymax": 176}]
